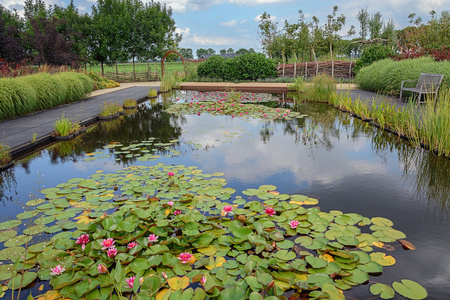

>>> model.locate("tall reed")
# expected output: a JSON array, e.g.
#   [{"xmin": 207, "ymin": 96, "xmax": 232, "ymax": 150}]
[{"xmin": 0, "ymin": 77, "xmax": 37, "ymax": 119}]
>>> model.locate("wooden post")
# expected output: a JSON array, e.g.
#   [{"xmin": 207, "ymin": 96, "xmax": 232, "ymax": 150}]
[
  {"xmin": 316, "ymin": 61, "xmax": 318, "ymax": 76},
  {"xmin": 349, "ymin": 60, "xmax": 352, "ymax": 79},
  {"xmin": 294, "ymin": 62, "xmax": 296, "ymax": 78},
  {"xmin": 155, "ymin": 66, "xmax": 159, "ymax": 81},
  {"xmin": 282, "ymin": 63, "xmax": 285, "ymax": 78},
  {"xmin": 331, "ymin": 60, "xmax": 334, "ymax": 78},
  {"xmin": 305, "ymin": 62, "xmax": 307, "ymax": 78}
]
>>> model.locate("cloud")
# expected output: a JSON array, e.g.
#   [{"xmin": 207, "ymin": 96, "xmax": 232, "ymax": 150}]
[
  {"xmin": 175, "ymin": 27, "xmax": 191, "ymax": 37},
  {"xmin": 240, "ymin": 20, "xmax": 248, "ymax": 24},
  {"xmin": 220, "ymin": 20, "xmax": 239, "ymax": 27},
  {"xmin": 229, "ymin": 0, "xmax": 292, "ymax": 5},
  {"xmin": 191, "ymin": 34, "xmax": 242, "ymax": 46}
]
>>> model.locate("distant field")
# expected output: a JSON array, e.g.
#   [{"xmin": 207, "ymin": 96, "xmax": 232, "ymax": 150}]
[{"xmin": 86, "ymin": 61, "xmax": 189, "ymax": 74}]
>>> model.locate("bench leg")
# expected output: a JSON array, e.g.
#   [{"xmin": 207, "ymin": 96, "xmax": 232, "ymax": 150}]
[{"xmin": 399, "ymin": 89, "xmax": 403, "ymax": 102}]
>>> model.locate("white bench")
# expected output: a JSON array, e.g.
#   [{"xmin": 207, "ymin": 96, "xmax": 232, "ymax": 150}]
[{"xmin": 399, "ymin": 73, "xmax": 444, "ymax": 103}]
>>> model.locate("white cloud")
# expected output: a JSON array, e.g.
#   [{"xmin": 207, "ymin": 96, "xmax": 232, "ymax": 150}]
[
  {"xmin": 175, "ymin": 27, "xmax": 191, "ymax": 37},
  {"xmin": 229, "ymin": 0, "xmax": 292, "ymax": 5},
  {"xmin": 220, "ymin": 20, "xmax": 238, "ymax": 27},
  {"xmin": 240, "ymin": 19, "xmax": 248, "ymax": 24},
  {"xmin": 254, "ymin": 14, "xmax": 277, "ymax": 22},
  {"xmin": 191, "ymin": 34, "xmax": 242, "ymax": 46}
]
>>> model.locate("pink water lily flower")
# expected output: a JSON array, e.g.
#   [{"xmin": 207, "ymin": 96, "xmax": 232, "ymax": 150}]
[
  {"xmin": 125, "ymin": 276, "xmax": 144, "ymax": 289},
  {"xmin": 168, "ymin": 201, "xmax": 174, "ymax": 206},
  {"xmin": 101, "ymin": 238, "xmax": 115, "ymax": 250},
  {"xmin": 168, "ymin": 172, "xmax": 175, "ymax": 176},
  {"xmin": 178, "ymin": 252, "xmax": 193, "ymax": 264},
  {"xmin": 162, "ymin": 272, "xmax": 168, "ymax": 279},
  {"xmin": 50, "ymin": 265, "xmax": 65, "ymax": 275},
  {"xmin": 289, "ymin": 220, "xmax": 299, "ymax": 229},
  {"xmin": 127, "ymin": 241, "xmax": 138, "ymax": 249},
  {"xmin": 107, "ymin": 247, "xmax": 117, "ymax": 258},
  {"xmin": 222, "ymin": 205, "xmax": 234, "ymax": 216},
  {"xmin": 265, "ymin": 207, "xmax": 276, "ymax": 216},
  {"xmin": 76, "ymin": 234, "xmax": 89, "ymax": 250},
  {"xmin": 97, "ymin": 264, "xmax": 108, "ymax": 273},
  {"xmin": 200, "ymin": 275, "xmax": 207, "ymax": 285},
  {"xmin": 148, "ymin": 234, "xmax": 159, "ymax": 243},
  {"xmin": 174, "ymin": 210, "xmax": 182, "ymax": 216}
]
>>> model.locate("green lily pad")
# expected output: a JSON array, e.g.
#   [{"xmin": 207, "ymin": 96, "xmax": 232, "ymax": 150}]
[
  {"xmin": 0, "ymin": 219, "xmax": 22, "ymax": 230},
  {"xmin": 0, "ymin": 230, "xmax": 17, "ymax": 242},
  {"xmin": 392, "ymin": 279, "xmax": 427, "ymax": 300},
  {"xmin": 370, "ymin": 283, "xmax": 395, "ymax": 299},
  {"xmin": 7, "ymin": 272, "xmax": 38, "ymax": 289}
]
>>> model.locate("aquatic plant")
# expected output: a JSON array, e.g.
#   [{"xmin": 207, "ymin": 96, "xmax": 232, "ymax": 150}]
[
  {"xmin": 0, "ymin": 163, "xmax": 427, "ymax": 299},
  {"xmin": 0, "ymin": 143, "xmax": 12, "ymax": 166},
  {"xmin": 123, "ymin": 98, "xmax": 137, "ymax": 108},
  {"xmin": 53, "ymin": 116, "xmax": 80, "ymax": 137},
  {"xmin": 99, "ymin": 102, "xmax": 122, "ymax": 117},
  {"xmin": 147, "ymin": 88, "xmax": 158, "ymax": 98}
]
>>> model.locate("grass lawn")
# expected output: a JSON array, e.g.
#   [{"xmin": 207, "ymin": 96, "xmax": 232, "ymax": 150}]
[{"xmin": 86, "ymin": 61, "xmax": 190, "ymax": 75}]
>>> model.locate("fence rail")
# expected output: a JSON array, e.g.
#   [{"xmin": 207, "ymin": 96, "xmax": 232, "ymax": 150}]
[
  {"xmin": 103, "ymin": 71, "xmax": 159, "ymax": 82},
  {"xmin": 277, "ymin": 60, "xmax": 355, "ymax": 79}
]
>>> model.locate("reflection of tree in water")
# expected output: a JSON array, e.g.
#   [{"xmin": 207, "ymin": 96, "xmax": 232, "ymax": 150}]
[
  {"xmin": 18, "ymin": 101, "xmax": 186, "ymax": 167},
  {"xmin": 0, "ymin": 167, "xmax": 17, "ymax": 205}
]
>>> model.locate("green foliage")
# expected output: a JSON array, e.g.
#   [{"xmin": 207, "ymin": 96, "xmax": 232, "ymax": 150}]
[
  {"xmin": 197, "ymin": 55, "xmax": 226, "ymax": 79},
  {"xmin": 147, "ymin": 88, "xmax": 157, "ymax": 97},
  {"xmin": 354, "ymin": 44, "xmax": 394, "ymax": 73},
  {"xmin": 0, "ymin": 143, "xmax": 12, "ymax": 165},
  {"xmin": 84, "ymin": 71, "xmax": 119, "ymax": 90},
  {"xmin": 123, "ymin": 98, "xmax": 137, "ymax": 107},
  {"xmin": 54, "ymin": 116, "xmax": 80, "ymax": 137},
  {"xmin": 355, "ymin": 57, "xmax": 450, "ymax": 96},
  {"xmin": 197, "ymin": 53, "xmax": 277, "ymax": 81},
  {"xmin": 99, "ymin": 102, "xmax": 122, "ymax": 117},
  {"xmin": 0, "ymin": 72, "xmax": 93, "ymax": 120}
]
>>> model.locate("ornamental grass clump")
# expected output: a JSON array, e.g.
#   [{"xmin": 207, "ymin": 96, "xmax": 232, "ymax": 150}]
[
  {"xmin": 147, "ymin": 88, "xmax": 157, "ymax": 98},
  {"xmin": 54, "ymin": 116, "xmax": 80, "ymax": 136},
  {"xmin": 0, "ymin": 143, "xmax": 12, "ymax": 166},
  {"xmin": 0, "ymin": 76, "xmax": 37, "ymax": 120},
  {"xmin": 305, "ymin": 74, "xmax": 337, "ymax": 102},
  {"xmin": 99, "ymin": 102, "xmax": 122, "ymax": 117},
  {"xmin": 123, "ymin": 98, "xmax": 137, "ymax": 108},
  {"xmin": 58, "ymin": 72, "xmax": 93, "ymax": 103}
]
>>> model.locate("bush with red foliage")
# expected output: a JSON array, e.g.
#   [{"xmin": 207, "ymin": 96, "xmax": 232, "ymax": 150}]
[
  {"xmin": 430, "ymin": 47, "xmax": 450, "ymax": 61},
  {"xmin": 0, "ymin": 58, "xmax": 36, "ymax": 78}
]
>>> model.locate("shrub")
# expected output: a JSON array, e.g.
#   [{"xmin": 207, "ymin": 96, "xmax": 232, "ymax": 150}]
[
  {"xmin": 123, "ymin": 98, "xmax": 137, "ymax": 107},
  {"xmin": 58, "ymin": 72, "xmax": 93, "ymax": 103},
  {"xmin": 354, "ymin": 44, "xmax": 394, "ymax": 74},
  {"xmin": 99, "ymin": 102, "xmax": 121, "ymax": 117},
  {"xmin": 197, "ymin": 55, "xmax": 226, "ymax": 79},
  {"xmin": 25, "ymin": 73, "xmax": 67, "ymax": 108},
  {"xmin": 355, "ymin": 57, "xmax": 450, "ymax": 96},
  {"xmin": 54, "ymin": 116, "xmax": 80, "ymax": 136},
  {"xmin": 197, "ymin": 53, "xmax": 277, "ymax": 81},
  {"xmin": 148, "ymin": 88, "xmax": 157, "ymax": 97},
  {"xmin": 0, "ymin": 143, "xmax": 12, "ymax": 165}
]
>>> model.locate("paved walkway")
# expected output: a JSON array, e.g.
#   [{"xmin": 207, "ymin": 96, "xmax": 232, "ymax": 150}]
[
  {"xmin": 0, "ymin": 81, "xmax": 406, "ymax": 158},
  {"xmin": 0, "ymin": 82, "xmax": 160, "ymax": 156}
]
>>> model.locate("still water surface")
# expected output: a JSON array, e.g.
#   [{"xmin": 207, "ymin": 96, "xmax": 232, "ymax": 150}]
[{"xmin": 1, "ymin": 91, "xmax": 449, "ymax": 299}]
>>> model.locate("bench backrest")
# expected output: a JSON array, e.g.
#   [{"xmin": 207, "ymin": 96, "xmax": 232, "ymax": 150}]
[{"xmin": 416, "ymin": 73, "xmax": 444, "ymax": 92}]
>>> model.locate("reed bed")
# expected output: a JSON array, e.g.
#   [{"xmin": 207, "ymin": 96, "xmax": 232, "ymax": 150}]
[
  {"xmin": 334, "ymin": 88, "xmax": 450, "ymax": 157},
  {"xmin": 0, "ymin": 72, "xmax": 93, "ymax": 120}
]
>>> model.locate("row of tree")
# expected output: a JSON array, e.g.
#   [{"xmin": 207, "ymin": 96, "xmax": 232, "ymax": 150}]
[
  {"xmin": 0, "ymin": 0, "xmax": 180, "ymax": 73},
  {"xmin": 258, "ymin": 6, "xmax": 449, "ymax": 62}
]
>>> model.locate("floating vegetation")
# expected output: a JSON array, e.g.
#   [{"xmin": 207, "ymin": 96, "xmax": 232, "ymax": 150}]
[
  {"xmin": 0, "ymin": 161, "xmax": 426, "ymax": 299},
  {"xmin": 181, "ymin": 91, "xmax": 279, "ymax": 104},
  {"xmin": 166, "ymin": 100, "xmax": 305, "ymax": 120}
]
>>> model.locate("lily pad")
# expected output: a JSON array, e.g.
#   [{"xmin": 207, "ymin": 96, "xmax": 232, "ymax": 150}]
[{"xmin": 392, "ymin": 279, "xmax": 427, "ymax": 300}]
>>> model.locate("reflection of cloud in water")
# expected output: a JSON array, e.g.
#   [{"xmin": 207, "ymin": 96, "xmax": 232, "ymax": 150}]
[{"xmin": 179, "ymin": 115, "xmax": 390, "ymax": 187}]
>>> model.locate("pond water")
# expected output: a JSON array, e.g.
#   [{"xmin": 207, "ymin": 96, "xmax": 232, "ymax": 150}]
[{"xmin": 1, "ymin": 90, "xmax": 450, "ymax": 299}]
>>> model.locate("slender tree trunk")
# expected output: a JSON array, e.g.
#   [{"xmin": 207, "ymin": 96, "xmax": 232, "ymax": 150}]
[
  {"xmin": 115, "ymin": 59, "xmax": 118, "ymax": 79},
  {"xmin": 101, "ymin": 61, "xmax": 104, "ymax": 76}
]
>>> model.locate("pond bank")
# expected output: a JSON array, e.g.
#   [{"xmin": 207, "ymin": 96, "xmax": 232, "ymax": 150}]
[{"xmin": 0, "ymin": 81, "xmax": 406, "ymax": 160}]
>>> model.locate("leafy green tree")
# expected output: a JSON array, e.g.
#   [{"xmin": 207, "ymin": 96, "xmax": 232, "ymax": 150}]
[
  {"xmin": 0, "ymin": 5, "xmax": 26, "ymax": 62},
  {"xmin": 323, "ymin": 5, "xmax": 347, "ymax": 58},
  {"xmin": 220, "ymin": 49, "xmax": 226, "ymax": 55},
  {"xmin": 226, "ymin": 48, "xmax": 234, "ymax": 55},
  {"xmin": 258, "ymin": 12, "xmax": 279, "ymax": 58},
  {"xmin": 369, "ymin": 12, "xmax": 383, "ymax": 39},
  {"xmin": 206, "ymin": 48, "xmax": 216, "ymax": 56},
  {"xmin": 357, "ymin": 7, "xmax": 369, "ymax": 39},
  {"xmin": 196, "ymin": 48, "xmax": 207, "ymax": 59},
  {"xmin": 179, "ymin": 48, "xmax": 193, "ymax": 59},
  {"xmin": 235, "ymin": 48, "xmax": 248, "ymax": 55}
]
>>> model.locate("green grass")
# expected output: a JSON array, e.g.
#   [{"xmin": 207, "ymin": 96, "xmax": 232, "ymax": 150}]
[
  {"xmin": 54, "ymin": 116, "xmax": 80, "ymax": 136},
  {"xmin": 355, "ymin": 57, "xmax": 450, "ymax": 96},
  {"xmin": 87, "ymin": 62, "xmax": 185, "ymax": 76}
]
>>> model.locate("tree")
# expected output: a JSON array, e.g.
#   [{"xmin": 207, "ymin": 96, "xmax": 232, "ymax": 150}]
[
  {"xmin": 179, "ymin": 48, "xmax": 193, "ymax": 59},
  {"xmin": 206, "ymin": 48, "xmax": 215, "ymax": 56},
  {"xmin": 357, "ymin": 7, "xmax": 369, "ymax": 39},
  {"xmin": 220, "ymin": 49, "xmax": 226, "ymax": 55},
  {"xmin": 323, "ymin": 5, "xmax": 347, "ymax": 58},
  {"xmin": 235, "ymin": 48, "xmax": 248, "ymax": 55},
  {"xmin": 369, "ymin": 12, "xmax": 383, "ymax": 39},
  {"xmin": 258, "ymin": 12, "xmax": 279, "ymax": 58},
  {"xmin": 197, "ymin": 48, "xmax": 207, "ymax": 59},
  {"xmin": 226, "ymin": 48, "xmax": 234, "ymax": 55},
  {"xmin": 0, "ymin": 5, "xmax": 26, "ymax": 62},
  {"xmin": 26, "ymin": 16, "xmax": 78, "ymax": 65}
]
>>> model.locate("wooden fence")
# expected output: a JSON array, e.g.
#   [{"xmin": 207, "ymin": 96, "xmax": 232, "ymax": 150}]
[
  {"xmin": 277, "ymin": 60, "xmax": 355, "ymax": 80},
  {"xmin": 103, "ymin": 71, "xmax": 159, "ymax": 82}
]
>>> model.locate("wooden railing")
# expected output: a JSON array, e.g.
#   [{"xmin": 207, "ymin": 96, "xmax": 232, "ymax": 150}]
[{"xmin": 277, "ymin": 60, "xmax": 355, "ymax": 79}]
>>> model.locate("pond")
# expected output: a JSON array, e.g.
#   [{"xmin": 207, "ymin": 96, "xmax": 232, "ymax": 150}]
[{"xmin": 0, "ymin": 90, "xmax": 449, "ymax": 299}]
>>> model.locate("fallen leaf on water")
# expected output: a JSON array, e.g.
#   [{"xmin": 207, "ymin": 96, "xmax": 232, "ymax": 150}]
[{"xmin": 399, "ymin": 240, "xmax": 416, "ymax": 250}]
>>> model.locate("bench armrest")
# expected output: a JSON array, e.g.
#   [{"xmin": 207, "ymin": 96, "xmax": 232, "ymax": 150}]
[{"xmin": 401, "ymin": 80, "xmax": 417, "ymax": 89}]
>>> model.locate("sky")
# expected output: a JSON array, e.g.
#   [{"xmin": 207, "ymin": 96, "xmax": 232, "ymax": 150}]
[{"xmin": 3, "ymin": 0, "xmax": 450, "ymax": 57}]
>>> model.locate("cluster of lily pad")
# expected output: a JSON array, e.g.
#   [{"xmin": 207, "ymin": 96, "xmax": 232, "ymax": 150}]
[
  {"xmin": 183, "ymin": 91, "xmax": 279, "ymax": 103},
  {"xmin": 166, "ymin": 100, "xmax": 305, "ymax": 121},
  {"xmin": 0, "ymin": 163, "xmax": 427, "ymax": 299}
]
